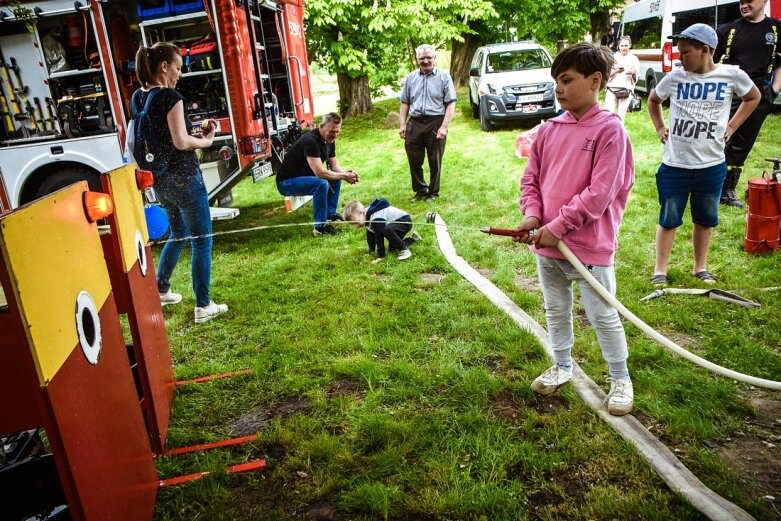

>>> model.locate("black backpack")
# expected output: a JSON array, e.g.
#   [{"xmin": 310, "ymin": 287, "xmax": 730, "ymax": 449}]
[{"xmin": 124, "ymin": 88, "xmax": 162, "ymax": 170}]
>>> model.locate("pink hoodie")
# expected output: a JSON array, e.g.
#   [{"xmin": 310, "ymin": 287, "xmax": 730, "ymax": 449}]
[{"xmin": 520, "ymin": 104, "xmax": 634, "ymax": 266}]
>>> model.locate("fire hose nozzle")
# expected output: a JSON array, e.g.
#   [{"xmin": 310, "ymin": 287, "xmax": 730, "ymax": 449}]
[{"xmin": 481, "ymin": 226, "xmax": 530, "ymax": 239}]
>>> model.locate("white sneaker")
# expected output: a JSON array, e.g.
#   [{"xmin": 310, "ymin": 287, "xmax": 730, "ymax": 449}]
[
  {"xmin": 159, "ymin": 290, "xmax": 182, "ymax": 306},
  {"xmin": 530, "ymin": 365, "xmax": 572, "ymax": 395},
  {"xmin": 194, "ymin": 301, "xmax": 228, "ymax": 324},
  {"xmin": 397, "ymin": 248, "xmax": 412, "ymax": 260},
  {"xmin": 409, "ymin": 231, "xmax": 422, "ymax": 242},
  {"xmin": 605, "ymin": 377, "xmax": 634, "ymax": 416}
]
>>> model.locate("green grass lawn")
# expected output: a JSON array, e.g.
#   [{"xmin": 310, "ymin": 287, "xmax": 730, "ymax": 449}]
[{"xmin": 153, "ymin": 94, "xmax": 781, "ymax": 520}]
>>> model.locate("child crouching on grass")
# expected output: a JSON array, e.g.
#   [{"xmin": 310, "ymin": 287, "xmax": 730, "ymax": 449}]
[
  {"xmin": 343, "ymin": 199, "xmax": 421, "ymax": 263},
  {"xmin": 514, "ymin": 43, "xmax": 636, "ymax": 416}
]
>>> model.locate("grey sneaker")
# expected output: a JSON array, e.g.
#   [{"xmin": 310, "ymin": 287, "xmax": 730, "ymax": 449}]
[
  {"xmin": 530, "ymin": 365, "xmax": 572, "ymax": 395},
  {"xmin": 605, "ymin": 377, "xmax": 634, "ymax": 416},
  {"xmin": 409, "ymin": 231, "xmax": 422, "ymax": 242},
  {"xmin": 159, "ymin": 290, "xmax": 182, "ymax": 306},
  {"xmin": 194, "ymin": 301, "xmax": 228, "ymax": 324},
  {"xmin": 397, "ymin": 248, "xmax": 412, "ymax": 260}
]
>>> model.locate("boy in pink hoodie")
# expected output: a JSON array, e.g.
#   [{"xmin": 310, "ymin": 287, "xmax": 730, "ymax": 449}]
[{"xmin": 515, "ymin": 43, "xmax": 636, "ymax": 416}]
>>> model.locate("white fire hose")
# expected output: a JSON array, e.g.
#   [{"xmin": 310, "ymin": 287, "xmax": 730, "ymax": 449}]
[{"xmin": 555, "ymin": 240, "xmax": 781, "ymax": 391}]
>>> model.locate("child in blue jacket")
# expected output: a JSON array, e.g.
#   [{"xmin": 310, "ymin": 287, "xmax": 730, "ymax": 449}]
[{"xmin": 343, "ymin": 198, "xmax": 421, "ymax": 262}]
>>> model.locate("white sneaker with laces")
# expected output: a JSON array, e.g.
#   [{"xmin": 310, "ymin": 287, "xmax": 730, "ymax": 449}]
[
  {"xmin": 159, "ymin": 290, "xmax": 182, "ymax": 306},
  {"xmin": 194, "ymin": 301, "xmax": 228, "ymax": 324},
  {"xmin": 605, "ymin": 377, "xmax": 634, "ymax": 416},
  {"xmin": 397, "ymin": 248, "xmax": 412, "ymax": 260},
  {"xmin": 530, "ymin": 365, "xmax": 572, "ymax": 395}
]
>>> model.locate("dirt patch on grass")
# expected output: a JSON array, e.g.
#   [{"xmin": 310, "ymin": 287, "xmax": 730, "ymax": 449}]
[
  {"xmin": 633, "ymin": 411, "xmax": 666, "ymax": 436},
  {"xmin": 745, "ymin": 388, "xmax": 781, "ymax": 420},
  {"xmin": 657, "ymin": 328, "xmax": 697, "ymax": 349},
  {"xmin": 262, "ymin": 442, "xmax": 288, "ymax": 463},
  {"xmin": 714, "ymin": 388, "xmax": 781, "ymax": 512},
  {"xmin": 475, "ymin": 267, "xmax": 495, "ymax": 278},
  {"xmin": 489, "ymin": 389, "xmax": 522, "ymax": 423},
  {"xmin": 514, "ymin": 275, "xmax": 539, "ymax": 292},
  {"xmin": 485, "ymin": 355, "xmax": 506, "ymax": 375},
  {"xmin": 306, "ymin": 501, "xmax": 340, "ymax": 520},
  {"xmin": 527, "ymin": 488, "xmax": 564, "ymax": 509},
  {"xmin": 326, "ymin": 379, "xmax": 367, "ymax": 398},
  {"xmin": 374, "ymin": 273, "xmax": 390, "ymax": 282},
  {"xmin": 420, "ymin": 272, "xmax": 445, "ymax": 284},
  {"xmin": 525, "ymin": 463, "xmax": 595, "ymax": 514},
  {"xmin": 718, "ymin": 438, "xmax": 780, "ymax": 507},
  {"xmin": 229, "ymin": 477, "xmax": 286, "ymax": 518},
  {"xmin": 483, "ymin": 356, "xmax": 524, "ymax": 379},
  {"xmin": 231, "ymin": 397, "xmax": 311, "ymax": 436},
  {"xmin": 530, "ymin": 394, "xmax": 569, "ymax": 415}
]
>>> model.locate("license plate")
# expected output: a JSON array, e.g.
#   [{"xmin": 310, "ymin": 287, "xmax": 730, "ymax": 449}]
[
  {"xmin": 517, "ymin": 94, "xmax": 543, "ymax": 103},
  {"xmin": 251, "ymin": 161, "xmax": 273, "ymax": 182}
]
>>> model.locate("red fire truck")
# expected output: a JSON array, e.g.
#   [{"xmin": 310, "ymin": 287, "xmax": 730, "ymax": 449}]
[{"xmin": 0, "ymin": 0, "xmax": 315, "ymax": 213}]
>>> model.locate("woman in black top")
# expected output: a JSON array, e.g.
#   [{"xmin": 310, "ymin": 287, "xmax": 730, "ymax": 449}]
[{"xmin": 134, "ymin": 42, "xmax": 227, "ymax": 324}]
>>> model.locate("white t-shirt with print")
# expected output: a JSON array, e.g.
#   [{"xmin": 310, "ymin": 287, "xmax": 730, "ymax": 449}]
[{"xmin": 654, "ymin": 64, "xmax": 754, "ymax": 168}]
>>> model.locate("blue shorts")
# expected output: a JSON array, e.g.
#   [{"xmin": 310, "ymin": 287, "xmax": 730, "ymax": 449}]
[{"xmin": 656, "ymin": 162, "xmax": 726, "ymax": 229}]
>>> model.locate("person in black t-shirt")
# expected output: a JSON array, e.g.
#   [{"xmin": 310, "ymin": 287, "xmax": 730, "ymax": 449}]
[
  {"xmin": 135, "ymin": 42, "xmax": 228, "ymax": 324},
  {"xmin": 714, "ymin": 0, "xmax": 781, "ymax": 207},
  {"xmin": 276, "ymin": 112, "xmax": 360, "ymax": 236}
]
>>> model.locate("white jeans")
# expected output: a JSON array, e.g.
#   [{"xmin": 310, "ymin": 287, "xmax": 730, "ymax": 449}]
[
  {"xmin": 536, "ymin": 255, "xmax": 629, "ymax": 378},
  {"xmin": 604, "ymin": 89, "xmax": 631, "ymax": 122}
]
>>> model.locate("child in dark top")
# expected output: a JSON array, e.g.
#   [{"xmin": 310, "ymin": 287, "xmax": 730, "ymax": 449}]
[{"xmin": 343, "ymin": 199, "xmax": 421, "ymax": 262}]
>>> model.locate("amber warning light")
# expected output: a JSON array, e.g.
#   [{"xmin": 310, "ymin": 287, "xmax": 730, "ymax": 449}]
[{"xmin": 83, "ymin": 191, "xmax": 114, "ymax": 222}]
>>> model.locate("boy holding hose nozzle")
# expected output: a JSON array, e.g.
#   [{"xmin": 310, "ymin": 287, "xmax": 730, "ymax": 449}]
[{"xmin": 514, "ymin": 43, "xmax": 636, "ymax": 415}]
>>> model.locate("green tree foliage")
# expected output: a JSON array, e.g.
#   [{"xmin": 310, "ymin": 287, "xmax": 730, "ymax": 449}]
[
  {"xmin": 305, "ymin": 0, "xmax": 495, "ymax": 116},
  {"xmin": 472, "ymin": 0, "xmax": 625, "ymax": 48},
  {"xmin": 304, "ymin": 0, "xmax": 624, "ymax": 114}
]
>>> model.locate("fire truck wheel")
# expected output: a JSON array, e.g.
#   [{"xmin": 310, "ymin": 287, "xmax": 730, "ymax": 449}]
[{"xmin": 36, "ymin": 168, "xmax": 102, "ymax": 199}]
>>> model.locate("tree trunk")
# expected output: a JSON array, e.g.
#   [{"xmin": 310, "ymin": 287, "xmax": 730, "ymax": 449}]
[
  {"xmin": 591, "ymin": 10, "xmax": 611, "ymax": 43},
  {"xmin": 336, "ymin": 73, "xmax": 373, "ymax": 117},
  {"xmin": 450, "ymin": 35, "xmax": 478, "ymax": 88}
]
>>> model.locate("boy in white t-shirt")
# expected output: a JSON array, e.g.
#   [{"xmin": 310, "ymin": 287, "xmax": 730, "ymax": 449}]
[{"xmin": 648, "ymin": 23, "xmax": 760, "ymax": 286}]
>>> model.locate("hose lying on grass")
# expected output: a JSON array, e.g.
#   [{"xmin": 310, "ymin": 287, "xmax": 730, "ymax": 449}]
[
  {"xmin": 476, "ymin": 222, "xmax": 781, "ymax": 392},
  {"xmin": 554, "ymin": 241, "xmax": 781, "ymax": 391},
  {"xmin": 433, "ymin": 213, "xmax": 755, "ymax": 521}
]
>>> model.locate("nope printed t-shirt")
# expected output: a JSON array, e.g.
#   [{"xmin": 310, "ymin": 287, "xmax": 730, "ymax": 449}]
[{"xmin": 654, "ymin": 64, "xmax": 754, "ymax": 168}]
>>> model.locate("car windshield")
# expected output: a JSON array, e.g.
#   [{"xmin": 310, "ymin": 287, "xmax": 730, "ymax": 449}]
[{"xmin": 486, "ymin": 49, "xmax": 551, "ymax": 73}]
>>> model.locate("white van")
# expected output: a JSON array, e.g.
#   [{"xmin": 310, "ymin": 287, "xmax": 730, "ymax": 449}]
[{"xmin": 619, "ymin": 0, "xmax": 772, "ymax": 94}]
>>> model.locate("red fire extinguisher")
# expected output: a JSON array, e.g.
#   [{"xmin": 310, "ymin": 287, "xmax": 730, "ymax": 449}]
[
  {"xmin": 744, "ymin": 158, "xmax": 781, "ymax": 254},
  {"xmin": 66, "ymin": 15, "xmax": 84, "ymax": 49}
]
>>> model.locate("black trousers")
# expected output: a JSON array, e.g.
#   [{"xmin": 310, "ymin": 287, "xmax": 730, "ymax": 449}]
[
  {"xmin": 725, "ymin": 84, "xmax": 774, "ymax": 168},
  {"xmin": 404, "ymin": 116, "xmax": 446, "ymax": 196},
  {"xmin": 384, "ymin": 221, "xmax": 413, "ymax": 251}
]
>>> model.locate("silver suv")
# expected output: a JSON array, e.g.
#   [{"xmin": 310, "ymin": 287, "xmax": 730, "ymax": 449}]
[{"xmin": 469, "ymin": 41, "xmax": 559, "ymax": 131}]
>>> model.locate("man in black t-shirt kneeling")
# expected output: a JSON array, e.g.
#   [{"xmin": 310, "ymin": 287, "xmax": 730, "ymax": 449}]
[{"xmin": 276, "ymin": 113, "xmax": 360, "ymax": 235}]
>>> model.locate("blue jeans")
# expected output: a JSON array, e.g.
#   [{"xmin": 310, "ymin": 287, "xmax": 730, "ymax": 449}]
[
  {"xmin": 277, "ymin": 176, "xmax": 341, "ymax": 228},
  {"xmin": 155, "ymin": 173, "xmax": 212, "ymax": 307},
  {"xmin": 536, "ymin": 255, "xmax": 629, "ymax": 379},
  {"xmin": 656, "ymin": 162, "xmax": 726, "ymax": 229}
]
